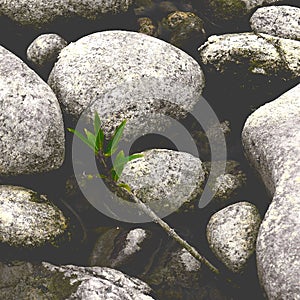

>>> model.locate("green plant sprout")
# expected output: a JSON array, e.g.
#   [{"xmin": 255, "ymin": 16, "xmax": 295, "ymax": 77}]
[
  {"xmin": 68, "ymin": 113, "xmax": 143, "ymax": 183},
  {"xmin": 68, "ymin": 112, "xmax": 220, "ymax": 276}
]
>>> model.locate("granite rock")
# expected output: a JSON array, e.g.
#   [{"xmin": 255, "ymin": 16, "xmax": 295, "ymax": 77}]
[
  {"xmin": 242, "ymin": 83, "xmax": 300, "ymax": 298},
  {"xmin": 48, "ymin": 30, "xmax": 205, "ymax": 138},
  {"xmin": 250, "ymin": 6, "xmax": 300, "ymax": 41},
  {"xmin": 206, "ymin": 202, "xmax": 261, "ymax": 273},
  {"xmin": 199, "ymin": 32, "xmax": 300, "ymax": 79},
  {"xmin": 27, "ymin": 33, "xmax": 68, "ymax": 66},
  {"xmin": 89, "ymin": 227, "xmax": 152, "ymax": 271},
  {"xmin": 203, "ymin": 0, "xmax": 282, "ymax": 21},
  {"xmin": 119, "ymin": 149, "xmax": 205, "ymax": 215},
  {"xmin": 0, "ymin": 0, "xmax": 133, "ymax": 26},
  {"xmin": 0, "ymin": 185, "xmax": 67, "ymax": 247},
  {"xmin": 0, "ymin": 46, "xmax": 65, "ymax": 175},
  {"xmin": 0, "ymin": 261, "xmax": 155, "ymax": 299}
]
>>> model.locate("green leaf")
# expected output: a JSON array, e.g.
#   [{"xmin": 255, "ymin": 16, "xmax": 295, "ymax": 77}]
[
  {"xmin": 68, "ymin": 128, "xmax": 95, "ymax": 151},
  {"xmin": 105, "ymin": 120, "xmax": 127, "ymax": 157},
  {"xmin": 118, "ymin": 183, "xmax": 131, "ymax": 192},
  {"xmin": 84, "ymin": 129, "xmax": 97, "ymax": 152},
  {"xmin": 95, "ymin": 128, "xmax": 104, "ymax": 152},
  {"xmin": 113, "ymin": 150, "xmax": 126, "ymax": 180},
  {"xmin": 93, "ymin": 113, "xmax": 105, "ymax": 151},
  {"xmin": 94, "ymin": 112, "xmax": 101, "ymax": 134},
  {"xmin": 112, "ymin": 151, "xmax": 143, "ymax": 181},
  {"xmin": 127, "ymin": 154, "xmax": 143, "ymax": 162}
]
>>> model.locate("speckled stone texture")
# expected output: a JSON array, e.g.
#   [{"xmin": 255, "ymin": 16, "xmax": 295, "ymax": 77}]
[
  {"xmin": 119, "ymin": 149, "xmax": 205, "ymax": 215},
  {"xmin": 199, "ymin": 32, "xmax": 300, "ymax": 78},
  {"xmin": 0, "ymin": 0, "xmax": 133, "ymax": 25},
  {"xmin": 0, "ymin": 261, "xmax": 155, "ymax": 299},
  {"xmin": 0, "ymin": 46, "xmax": 65, "ymax": 175},
  {"xmin": 203, "ymin": 160, "xmax": 246, "ymax": 202},
  {"xmin": 204, "ymin": 0, "xmax": 281, "ymax": 21},
  {"xmin": 89, "ymin": 227, "xmax": 151, "ymax": 269},
  {"xmin": 250, "ymin": 6, "xmax": 300, "ymax": 41},
  {"xmin": 27, "ymin": 33, "xmax": 68, "ymax": 66},
  {"xmin": 48, "ymin": 30, "xmax": 205, "ymax": 127},
  {"xmin": 43, "ymin": 263, "xmax": 155, "ymax": 300},
  {"xmin": 242, "ymin": 84, "xmax": 300, "ymax": 298},
  {"xmin": 0, "ymin": 185, "xmax": 67, "ymax": 247},
  {"xmin": 206, "ymin": 202, "xmax": 261, "ymax": 273}
]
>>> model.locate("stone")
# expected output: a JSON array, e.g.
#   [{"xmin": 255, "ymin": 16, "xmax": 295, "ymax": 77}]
[
  {"xmin": 48, "ymin": 31, "xmax": 205, "ymax": 136},
  {"xmin": 138, "ymin": 17, "xmax": 157, "ymax": 36},
  {"xmin": 158, "ymin": 11, "xmax": 206, "ymax": 48},
  {"xmin": 250, "ymin": 6, "xmax": 300, "ymax": 41},
  {"xmin": 203, "ymin": 160, "xmax": 246, "ymax": 202},
  {"xmin": 143, "ymin": 241, "xmax": 225, "ymax": 300},
  {"xmin": 0, "ymin": 185, "xmax": 67, "ymax": 247},
  {"xmin": 242, "ymin": 83, "xmax": 300, "ymax": 298},
  {"xmin": 27, "ymin": 33, "xmax": 68, "ymax": 66},
  {"xmin": 89, "ymin": 227, "xmax": 153, "ymax": 271},
  {"xmin": 0, "ymin": 46, "xmax": 65, "ymax": 175},
  {"xmin": 199, "ymin": 32, "xmax": 300, "ymax": 79},
  {"xmin": 119, "ymin": 149, "xmax": 205, "ymax": 215},
  {"xmin": 0, "ymin": 0, "xmax": 133, "ymax": 26},
  {"xmin": 206, "ymin": 202, "xmax": 261, "ymax": 273},
  {"xmin": 203, "ymin": 0, "xmax": 281, "ymax": 21},
  {"xmin": 0, "ymin": 261, "xmax": 155, "ymax": 299}
]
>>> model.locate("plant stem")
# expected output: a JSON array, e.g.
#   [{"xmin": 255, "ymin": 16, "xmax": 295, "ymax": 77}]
[
  {"xmin": 120, "ymin": 185, "xmax": 220, "ymax": 275},
  {"xmin": 96, "ymin": 152, "xmax": 220, "ymax": 275}
]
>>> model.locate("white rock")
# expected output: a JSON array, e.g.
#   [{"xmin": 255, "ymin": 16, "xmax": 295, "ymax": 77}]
[
  {"xmin": 242, "ymin": 83, "xmax": 300, "ymax": 298},
  {"xmin": 206, "ymin": 202, "xmax": 261, "ymax": 273},
  {"xmin": 27, "ymin": 33, "xmax": 68, "ymax": 66},
  {"xmin": 199, "ymin": 32, "xmax": 300, "ymax": 79},
  {"xmin": 0, "ymin": 45, "xmax": 65, "ymax": 175},
  {"xmin": 0, "ymin": 185, "xmax": 67, "ymax": 247},
  {"xmin": 250, "ymin": 6, "xmax": 300, "ymax": 41},
  {"xmin": 0, "ymin": 0, "xmax": 133, "ymax": 25},
  {"xmin": 119, "ymin": 149, "xmax": 205, "ymax": 215},
  {"xmin": 48, "ymin": 31, "xmax": 205, "ymax": 137}
]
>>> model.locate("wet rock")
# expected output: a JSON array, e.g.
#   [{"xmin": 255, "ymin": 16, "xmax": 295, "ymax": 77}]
[
  {"xmin": 206, "ymin": 202, "xmax": 261, "ymax": 273},
  {"xmin": 0, "ymin": 261, "xmax": 155, "ymax": 299},
  {"xmin": 89, "ymin": 227, "xmax": 153, "ymax": 274},
  {"xmin": 158, "ymin": 11, "xmax": 206, "ymax": 48},
  {"xmin": 27, "ymin": 33, "xmax": 68, "ymax": 66},
  {"xmin": 242, "ymin": 83, "xmax": 300, "ymax": 298},
  {"xmin": 204, "ymin": 160, "xmax": 247, "ymax": 202},
  {"xmin": 199, "ymin": 32, "xmax": 300, "ymax": 80},
  {"xmin": 0, "ymin": 46, "xmax": 65, "ymax": 175},
  {"xmin": 250, "ymin": 5, "xmax": 300, "ymax": 41},
  {"xmin": 49, "ymin": 30, "xmax": 204, "ymax": 138},
  {"xmin": 202, "ymin": 0, "xmax": 281, "ymax": 21},
  {"xmin": 138, "ymin": 17, "xmax": 157, "ymax": 36},
  {"xmin": 0, "ymin": 0, "xmax": 133, "ymax": 26},
  {"xmin": 0, "ymin": 185, "xmax": 67, "ymax": 247},
  {"xmin": 143, "ymin": 241, "xmax": 225, "ymax": 300},
  {"xmin": 119, "ymin": 149, "xmax": 205, "ymax": 215}
]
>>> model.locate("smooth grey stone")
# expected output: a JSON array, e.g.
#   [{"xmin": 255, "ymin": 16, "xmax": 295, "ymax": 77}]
[
  {"xmin": 0, "ymin": 46, "xmax": 65, "ymax": 175},
  {"xmin": 48, "ymin": 31, "xmax": 205, "ymax": 137},
  {"xmin": 0, "ymin": 261, "xmax": 155, "ymax": 299},
  {"xmin": 250, "ymin": 6, "xmax": 300, "ymax": 41},
  {"xmin": 206, "ymin": 202, "xmax": 261, "ymax": 273},
  {"xmin": 119, "ymin": 149, "xmax": 205, "ymax": 215},
  {"xmin": 0, "ymin": 0, "xmax": 133, "ymax": 26},
  {"xmin": 242, "ymin": 84, "xmax": 300, "ymax": 298},
  {"xmin": 89, "ymin": 227, "xmax": 152, "ymax": 270},
  {"xmin": 0, "ymin": 185, "xmax": 67, "ymax": 247},
  {"xmin": 27, "ymin": 33, "xmax": 68, "ymax": 66},
  {"xmin": 199, "ymin": 32, "xmax": 300, "ymax": 79}
]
